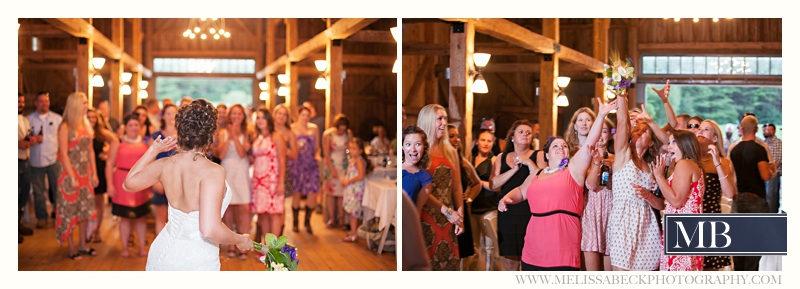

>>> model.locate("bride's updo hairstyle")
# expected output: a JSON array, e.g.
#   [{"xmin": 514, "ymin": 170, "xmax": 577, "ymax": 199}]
[{"xmin": 175, "ymin": 99, "xmax": 218, "ymax": 152}]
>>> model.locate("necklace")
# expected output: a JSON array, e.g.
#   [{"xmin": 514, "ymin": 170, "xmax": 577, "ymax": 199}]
[
  {"xmin": 122, "ymin": 135, "xmax": 141, "ymax": 143},
  {"xmin": 543, "ymin": 166, "xmax": 562, "ymax": 174},
  {"xmin": 181, "ymin": 150, "xmax": 205, "ymax": 157},
  {"xmin": 513, "ymin": 148, "xmax": 530, "ymax": 160}
]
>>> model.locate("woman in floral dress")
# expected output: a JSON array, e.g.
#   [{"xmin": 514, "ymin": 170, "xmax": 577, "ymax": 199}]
[{"xmin": 251, "ymin": 108, "xmax": 287, "ymax": 238}]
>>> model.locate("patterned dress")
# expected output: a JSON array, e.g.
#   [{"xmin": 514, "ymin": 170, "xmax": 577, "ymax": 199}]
[
  {"xmin": 581, "ymin": 185, "xmax": 613, "ymax": 254},
  {"xmin": 221, "ymin": 135, "xmax": 251, "ymax": 205},
  {"xmin": 251, "ymin": 134, "xmax": 282, "ymax": 214},
  {"xmin": 342, "ymin": 157, "xmax": 365, "ymax": 216},
  {"xmin": 659, "ymin": 172, "xmax": 705, "ymax": 271},
  {"xmin": 608, "ymin": 160, "xmax": 661, "ymax": 270},
  {"xmin": 289, "ymin": 133, "xmax": 320, "ymax": 195},
  {"xmin": 702, "ymin": 173, "xmax": 732, "ymax": 269},
  {"xmin": 421, "ymin": 155, "xmax": 459, "ymax": 270},
  {"xmin": 55, "ymin": 128, "xmax": 97, "ymax": 244}
]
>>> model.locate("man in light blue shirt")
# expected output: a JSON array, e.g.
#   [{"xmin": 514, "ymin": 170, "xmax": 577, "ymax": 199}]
[{"xmin": 26, "ymin": 92, "xmax": 62, "ymax": 229}]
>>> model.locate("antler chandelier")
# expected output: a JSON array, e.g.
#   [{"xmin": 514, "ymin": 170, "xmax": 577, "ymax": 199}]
[{"xmin": 182, "ymin": 18, "xmax": 230, "ymax": 40}]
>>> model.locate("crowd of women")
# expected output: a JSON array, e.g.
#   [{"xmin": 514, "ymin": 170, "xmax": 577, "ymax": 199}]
[
  {"xmin": 403, "ymin": 80, "xmax": 759, "ymax": 271},
  {"xmin": 30, "ymin": 92, "xmax": 377, "ymax": 261}
]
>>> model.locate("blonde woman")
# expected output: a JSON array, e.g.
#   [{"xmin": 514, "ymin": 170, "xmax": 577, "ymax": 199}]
[
  {"xmin": 55, "ymin": 92, "xmax": 99, "ymax": 260},
  {"xmin": 273, "ymin": 104, "xmax": 297, "ymax": 235},
  {"xmin": 217, "ymin": 104, "xmax": 254, "ymax": 259},
  {"xmin": 696, "ymin": 119, "xmax": 735, "ymax": 270},
  {"xmin": 564, "ymin": 107, "xmax": 596, "ymax": 157},
  {"xmin": 416, "ymin": 104, "xmax": 464, "ymax": 271}
]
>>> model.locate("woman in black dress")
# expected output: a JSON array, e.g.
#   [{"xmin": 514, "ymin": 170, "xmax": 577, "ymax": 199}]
[
  {"xmin": 471, "ymin": 129, "xmax": 500, "ymax": 270},
  {"xmin": 87, "ymin": 108, "xmax": 116, "ymax": 243},
  {"xmin": 490, "ymin": 120, "xmax": 542, "ymax": 271}
]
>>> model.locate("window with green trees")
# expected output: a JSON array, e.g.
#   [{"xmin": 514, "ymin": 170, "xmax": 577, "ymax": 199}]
[{"xmin": 155, "ymin": 76, "xmax": 253, "ymax": 107}]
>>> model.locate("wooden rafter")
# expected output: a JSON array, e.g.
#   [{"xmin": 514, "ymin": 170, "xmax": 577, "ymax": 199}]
[
  {"xmin": 346, "ymin": 30, "xmax": 395, "ymax": 43},
  {"xmin": 18, "ymin": 50, "xmax": 78, "ymax": 60},
  {"xmin": 230, "ymin": 18, "xmax": 256, "ymax": 39},
  {"xmin": 150, "ymin": 18, "xmax": 177, "ymax": 38},
  {"xmin": 441, "ymin": 18, "xmax": 605, "ymax": 73},
  {"xmin": 256, "ymin": 18, "xmax": 379, "ymax": 79},
  {"xmin": 42, "ymin": 18, "xmax": 153, "ymax": 78},
  {"xmin": 18, "ymin": 24, "xmax": 71, "ymax": 37}
]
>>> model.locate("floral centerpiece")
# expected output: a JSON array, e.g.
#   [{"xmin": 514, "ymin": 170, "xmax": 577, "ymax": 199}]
[
  {"xmin": 254, "ymin": 233, "xmax": 298, "ymax": 271},
  {"xmin": 602, "ymin": 51, "xmax": 636, "ymax": 95}
]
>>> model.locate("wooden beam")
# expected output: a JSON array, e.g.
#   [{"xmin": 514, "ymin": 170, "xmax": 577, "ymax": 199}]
[
  {"xmin": 150, "ymin": 18, "xmax": 177, "ymax": 39},
  {"xmin": 151, "ymin": 50, "xmax": 258, "ymax": 59},
  {"xmin": 449, "ymin": 21, "xmax": 475, "ymax": 156},
  {"xmin": 18, "ymin": 24, "xmax": 71, "ymax": 37},
  {"xmin": 231, "ymin": 18, "xmax": 257, "ymax": 39},
  {"xmin": 42, "ymin": 18, "xmax": 153, "ymax": 78},
  {"xmin": 18, "ymin": 50, "xmax": 78, "ymax": 60},
  {"xmin": 444, "ymin": 18, "xmax": 605, "ymax": 73},
  {"xmin": 326, "ymin": 39, "xmax": 343, "ymax": 129},
  {"xmin": 638, "ymin": 42, "xmax": 782, "ymax": 51},
  {"xmin": 256, "ymin": 18, "xmax": 378, "ymax": 79},
  {"xmin": 19, "ymin": 63, "xmax": 76, "ymax": 70},
  {"xmin": 343, "ymin": 67, "xmax": 395, "ymax": 75},
  {"xmin": 593, "ymin": 18, "xmax": 610, "ymax": 110},
  {"xmin": 346, "ymin": 30, "xmax": 395, "ymax": 43},
  {"xmin": 77, "ymin": 38, "xmax": 91, "ymax": 103},
  {"xmin": 494, "ymin": 73, "xmax": 531, "ymax": 107},
  {"xmin": 109, "ymin": 18, "xmax": 123, "ymax": 116},
  {"xmin": 266, "ymin": 18, "xmax": 277, "ymax": 110},
  {"xmin": 342, "ymin": 54, "xmax": 395, "ymax": 65},
  {"xmin": 285, "ymin": 18, "xmax": 299, "ymax": 111},
  {"xmin": 133, "ymin": 18, "xmax": 144, "ymax": 109},
  {"xmin": 403, "ymin": 42, "xmax": 534, "ymax": 56}
]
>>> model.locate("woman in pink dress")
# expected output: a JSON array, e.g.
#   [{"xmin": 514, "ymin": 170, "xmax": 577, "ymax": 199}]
[
  {"xmin": 582, "ymin": 118, "xmax": 615, "ymax": 271},
  {"xmin": 251, "ymin": 108, "xmax": 287, "ymax": 238},
  {"xmin": 498, "ymin": 98, "xmax": 615, "ymax": 270},
  {"xmin": 648, "ymin": 130, "xmax": 705, "ymax": 271},
  {"xmin": 107, "ymin": 114, "xmax": 151, "ymax": 257}
]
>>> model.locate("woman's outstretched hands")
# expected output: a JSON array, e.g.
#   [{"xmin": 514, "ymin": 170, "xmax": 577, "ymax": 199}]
[
  {"xmin": 597, "ymin": 97, "xmax": 618, "ymax": 116},
  {"xmin": 651, "ymin": 79, "xmax": 671, "ymax": 101},
  {"xmin": 708, "ymin": 144, "xmax": 721, "ymax": 164},
  {"xmin": 150, "ymin": 135, "xmax": 178, "ymax": 154}
]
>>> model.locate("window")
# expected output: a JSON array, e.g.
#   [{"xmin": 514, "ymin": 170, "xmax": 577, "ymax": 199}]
[
  {"xmin": 153, "ymin": 58, "xmax": 255, "ymax": 74},
  {"xmin": 641, "ymin": 56, "xmax": 781, "ymax": 76}
]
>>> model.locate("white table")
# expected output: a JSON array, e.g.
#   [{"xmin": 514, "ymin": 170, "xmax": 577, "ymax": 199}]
[
  {"xmin": 368, "ymin": 155, "xmax": 397, "ymax": 168},
  {"xmin": 362, "ymin": 179, "xmax": 397, "ymax": 254},
  {"xmin": 369, "ymin": 166, "xmax": 397, "ymax": 180}
]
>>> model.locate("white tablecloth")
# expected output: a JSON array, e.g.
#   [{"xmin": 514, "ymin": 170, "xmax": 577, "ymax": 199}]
[
  {"xmin": 369, "ymin": 166, "xmax": 397, "ymax": 180},
  {"xmin": 362, "ymin": 179, "xmax": 397, "ymax": 231},
  {"xmin": 368, "ymin": 155, "xmax": 397, "ymax": 168}
]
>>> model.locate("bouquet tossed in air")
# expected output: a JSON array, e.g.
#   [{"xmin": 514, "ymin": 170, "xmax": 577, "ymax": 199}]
[
  {"xmin": 603, "ymin": 51, "xmax": 636, "ymax": 95},
  {"xmin": 254, "ymin": 233, "xmax": 298, "ymax": 271}
]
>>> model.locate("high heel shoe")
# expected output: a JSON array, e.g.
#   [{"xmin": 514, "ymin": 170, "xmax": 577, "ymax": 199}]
[
  {"xmin": 292, "ymin": 208, "xmax": 300, "ymax": 233},
  {"xmin": 304, "ymin": 207, "xmax": 314, "ymax": 234},
  {"xmin": 343, "ymin": 234, "xmax": 357, "ymax": 242}
]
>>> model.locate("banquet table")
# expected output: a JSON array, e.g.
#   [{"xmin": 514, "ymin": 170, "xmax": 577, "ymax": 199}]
[{"xmin": 362, "ymin": 178, "xmax": 397, "ymax": 254}]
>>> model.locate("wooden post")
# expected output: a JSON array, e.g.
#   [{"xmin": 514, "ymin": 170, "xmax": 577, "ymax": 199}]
[
  {"xmin": 449, "ymin": 21, "xmax": 475, "ymax": 157},
  {"xmin": 628, "ymin": 19, "xmax": 640, "ymax": 109},
  {"xmin": 253, "ymin": 18, "xmax": 264, "ymax": 108},
  {"xmin": 77, "ymin": 37, "xmax": 91, "ymax": 104},
  {"xmin": 539, "ymin": 19, "xmax": 559, "ymax": 145},
  {"xmin": 266, "ymin": 18, "xmax": 277, "ymax": 109},
  {"xmin": 285, "ymin": 18, "xmax": 298, "ymax": 113},
  {"xmin": 593, "ymin": 18, "xmax": 610, "ymax": 112},
  {"xmin": 109, "ymin": 18, "xmax": 123, "ymax": 116},
  {"xmin": 131, "ymin": 18, "xmax": 145, "ymax": 110},
  {"xmin": 326, "ymin": 39, "xmax": 343, "ymax": 129}
]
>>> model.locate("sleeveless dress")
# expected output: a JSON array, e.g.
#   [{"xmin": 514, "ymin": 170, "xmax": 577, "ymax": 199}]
[
  {"xmin": 221, "ymin": 135, "xmax": 251, "ymax": 205},
  {"xmin": 289, "ymin": 133, "xmax": 320, "ymax": 195},
  {"xmin": 342, "ymin": 157, "xmax": 366, "ymax": 216},
  {"xmin": 146, "ymin": 183, "xmax": 233, "ymax": 270},
  {"xmin": 522, "ymin": 169, "xmax": 583, "ymax": 269},
  {"xmin": 702, "ymin": 173, "xmax": 732, "ymax": 269},
  {"xmin": 608, "ymin": 160, "xmax": 661, "ymax": 270},
  {"xmin": 151, "ymin": 131, "xmax": 176, "ymax": 206},
  {"xmin": 497, "ymin": 152, "xmax": 535, "ymax": 257},
  {"xmin": 659, "ymin": 173, "xmax": 705, "ymax": 271},
  {"xmin": 325, "ymin": 131, "xmax": 348, "ymax": 197},
  {"xmin": 55, "ymin": 128, "xmax": 98, "ymax": 244},
  {"xmin": 111, "ymin": 141, "xmax": 151, "ymax": 219},
  {"xmin": 421, "ymin": 155, "xmax": 459, "ymax": 270},
  {"xmin": 251, "ymin": 134, "xmax": 282, "ymax": 214},
  {"xmin": 581, "ymin": 175, "xmax": 613, "ymax": 254}
]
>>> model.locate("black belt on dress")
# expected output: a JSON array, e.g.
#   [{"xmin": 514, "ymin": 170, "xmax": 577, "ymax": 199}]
[
  {"xmin": 531, "ymin": 210, "xmax": 580, "ymax": 219},
  {"xmin": 117, "ymin": 167, "xmax": 132, "ymax": 171}
]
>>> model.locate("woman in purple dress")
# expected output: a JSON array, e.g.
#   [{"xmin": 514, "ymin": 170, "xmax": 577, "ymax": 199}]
[{"xmin": 289, "ymin": 106, "xmax": 320, "ymax": 234}]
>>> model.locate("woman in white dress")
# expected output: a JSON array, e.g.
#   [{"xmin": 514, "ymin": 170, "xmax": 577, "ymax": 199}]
[
  {"xmin": 322, "ymin": 114, "xmax": 351, "ymax": 229},
  {"xmin": 123, "ymin": 99, "xmax": 253, "ymax": 271},
  {"xmin": 217, "ymin": 104, "xmax": 254, "ymax": 260}
]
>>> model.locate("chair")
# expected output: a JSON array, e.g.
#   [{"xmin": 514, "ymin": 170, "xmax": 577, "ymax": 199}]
[{"xmin": 481, "ymin": 211, "xmax": 498, "ymax": 271}]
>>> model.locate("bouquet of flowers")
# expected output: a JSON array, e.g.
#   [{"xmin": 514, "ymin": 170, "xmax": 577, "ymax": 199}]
[
  {"xmin": 254, "ymin": 233, "xmax": 298, "ymax": 271},
  {"xmin": 602, "ymin": 51, "xmax": 636, "ymax": 95}
]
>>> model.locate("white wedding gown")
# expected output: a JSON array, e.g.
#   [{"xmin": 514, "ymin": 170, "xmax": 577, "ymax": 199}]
[{"xmin": 146, "ymin": 183, "xmax": 232, "ymax": 271}]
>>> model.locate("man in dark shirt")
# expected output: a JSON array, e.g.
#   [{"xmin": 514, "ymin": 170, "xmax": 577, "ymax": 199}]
[{"xmin": 728, "ymin": 115, "xmax": 774, "ymax": 271}]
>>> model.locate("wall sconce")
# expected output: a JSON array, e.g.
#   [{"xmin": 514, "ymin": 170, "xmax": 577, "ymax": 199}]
[
  {"xmin": 140, "ymin": 80, "xmax": 149, "ymax": 90},
  {"xmin": 276, "ymin": 74, "xmax": 290, "ymax": 96},
  {"xmin": 91, "ymin": 74, "xmax": 105, "ymax": 87},
  {"xmin": 555, "ymin": 76, "xmax": 570, "ymax": 107},
  {"xmin": 92, "ymin": 58, "xmax": 106, "ymax": 70},
  {"xmin": 121, "ymin": 84, "xmax": 132, "ymax": 95},
  {"xmin": 277, "ymin": 74, "xmax": 289, "ymax": 85},
  {"xmin": 390, "ymin": 26, "xmax": 400, "ymax": 42},
  {"xmin": 122, "ymin": 72, "xmax": 132, "ymax": 83},
  {"xmin": 139, "ymin": 89, "xmax": 149, "ymax": 99},
  {"xmin": 314, "ymin": 60, "xmax": 328, "ymax": 90},
  {"xmin": 277, "ymin": 86, "xmax": 289, "ymax": 97},
  {"xmin": 90, "ymin": 57, "xmax": 106, "ymax": 88},
  {"xmin": 392, "ymin": 59, "xmax": 399, "ymax": 73},
  {"xmin": 259, "ymin": 82, "xmax": 269, "ymax": 100},
  {"xmin": 469, "ymin": 53, "xmax": 491, "ymax": 94}
]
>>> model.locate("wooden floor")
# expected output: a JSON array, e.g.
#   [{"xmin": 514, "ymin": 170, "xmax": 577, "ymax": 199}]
[{"xmin": 17, "ymin": 198, "xmax": 396, "ymax": 271}]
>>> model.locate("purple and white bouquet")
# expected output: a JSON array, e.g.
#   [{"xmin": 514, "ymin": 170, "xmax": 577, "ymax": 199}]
[
  {"xmin": 603, "ymin": 51, "xmax": 636, "ymax": 95},
  {"xmin": 254, "ymin": 233, "xmax": 298, "ymax": 271}
]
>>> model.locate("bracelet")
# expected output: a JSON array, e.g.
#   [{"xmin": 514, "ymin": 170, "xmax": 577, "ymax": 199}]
[
  {"xmin": 715, "ymin": 163, "xmax": 721, "ymax": 167},
  {"xmin": 719, "ymin": 174, "xmax": 729, "ymax": 180}
]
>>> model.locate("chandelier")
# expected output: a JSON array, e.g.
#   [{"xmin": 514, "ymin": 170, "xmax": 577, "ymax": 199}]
[{"xmin": 182, "ymin": 18, "xmax": 230, "ymax": 40}]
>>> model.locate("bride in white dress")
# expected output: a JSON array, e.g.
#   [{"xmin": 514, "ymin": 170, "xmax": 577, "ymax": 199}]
[{"xmin": 123, "ymin": 99, "xmax": 253, "ymax": 270}]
